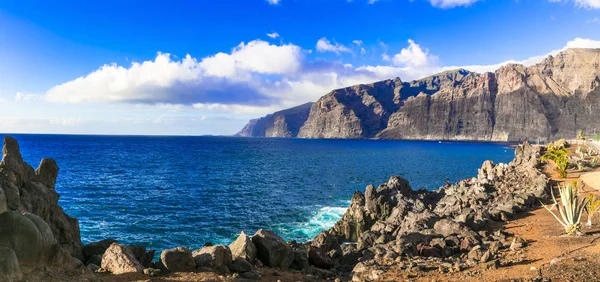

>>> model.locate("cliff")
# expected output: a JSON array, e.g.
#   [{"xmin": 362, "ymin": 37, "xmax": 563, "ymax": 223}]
[
  {"xmin": 235, "ymin": 102, "xmax": 313, "ymax": 137},
  {"xmin": 238, "ymin": 48, "xmax": 600, "ymax": 142}
]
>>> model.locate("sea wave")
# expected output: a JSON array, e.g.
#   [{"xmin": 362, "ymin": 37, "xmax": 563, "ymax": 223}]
[{"xmin": 295, "ymin": 205, "xmax": 348, "ymax": 239}]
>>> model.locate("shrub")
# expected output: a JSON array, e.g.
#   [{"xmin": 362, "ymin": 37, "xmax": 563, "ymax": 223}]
[
  {"xmin": 542, "ymin": 181, "xmax": 588, "ymax": 236},
  {"xmin": 542, "ymin": 145, "xmax": 570, "ymax": 178},
  {"xmin": 595, "ymin": 133, "xmax": 600, "ymax": 142},
  {"xmin": 586, "ymin": 194, "xmax": 600, "ymax": 227}
]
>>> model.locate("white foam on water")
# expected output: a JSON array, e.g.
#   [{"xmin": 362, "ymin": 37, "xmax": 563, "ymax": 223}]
[{"xmin": 296, "ymin": 205, "xmax": 348, "ymax": 238}]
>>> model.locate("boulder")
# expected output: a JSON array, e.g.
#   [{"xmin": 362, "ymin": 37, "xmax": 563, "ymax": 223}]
[
  {"xmin": 230, "ymin": 257, "xmax": 253, "ymax": 273},
  {"xmin": 128, "ymin": 245, "xmax": 155, "ymax": 268},
  {"xmin": 0, "ymin": 211, "xmax": 74, "ymax": 270},
  {"xmin": 192, "ymin": 245, "xmax": 232, "ymax": 269},
  {"xmin": 0, "ymin": 246, "xmax": 21, "ymax": 281},
  {"xmin": 229, "ymin": 231, "xmax": 257, "ymax": 264},
  {"xmin": 308, "ymin": 231, "xmax": 340, "ymax": 269},
  {"xmin": 101, "ymin": 243, "xmax": 143, "ymax": 274},
  {"xmin": 160, "ymin": 247, "xmax": 195, "ymax": 272},
  {"xmin": 251, "ymin": 229, "xmax": 294, "ymax": 269}
]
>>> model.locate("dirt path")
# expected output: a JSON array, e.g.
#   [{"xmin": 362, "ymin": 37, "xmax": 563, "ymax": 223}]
[{"xmin": 581, "ymin": 171, "xmax": 600, "ymax": 191}]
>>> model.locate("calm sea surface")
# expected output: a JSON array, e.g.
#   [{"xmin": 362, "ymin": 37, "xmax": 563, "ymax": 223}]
[{"xmin": 10, "ymin": 134, "xmax": 513, "ymax": 251}]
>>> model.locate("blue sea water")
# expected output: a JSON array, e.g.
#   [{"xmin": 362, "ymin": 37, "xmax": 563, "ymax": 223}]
[{"xmin": 10, "ymin": 134, "xmax": 513, "ymax": 252}]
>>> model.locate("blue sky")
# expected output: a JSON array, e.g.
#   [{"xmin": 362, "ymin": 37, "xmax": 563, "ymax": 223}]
[{"xmin": 1, "ymin": 0, "xmax": 599, "ymax": 135}]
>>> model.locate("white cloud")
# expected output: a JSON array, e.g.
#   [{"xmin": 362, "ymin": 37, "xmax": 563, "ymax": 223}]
[
  {"xmin": 267, "ymin": 32, "xmax": 280, "ymax": 39},
  {"xmin": 266, "ymin": 0, "xmax": 280, "ymax": 5},
  {"xmin": 45, "ymin": 40, "xmax": 304, "ymax": 105},
  {"xmin": 549, "ymin": 0, "xmax": 600, "ymax": 8},
  {"xmin": 352, "ymin": 40, "xmax": 363, "ymax": 46},
  {"xmin": 428, "ymin": 0, "xmax": 481, "ymax": 8},
  {"xmin": 316, "ymin": 37, "xmax": 352, "ymax": 54},
  {"xmin": 391, "ymin": 39, "xmax": 438, "ymax": 67}
]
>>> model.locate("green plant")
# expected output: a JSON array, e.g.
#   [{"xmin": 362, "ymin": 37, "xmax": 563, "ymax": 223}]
[
  {"xmin": 576, "ymin": 147, "xmax": 585, "ymax": 159},
  {"xmin": 542, "ymin": 145, "xmax": 570, "ymax": 178},
  {"xmin": 595, "ymin": 133, "xmax": 600, "ymax": 142},
  {"xmin": 542, "ymin": 181, "xmax": 588, "ymax": 236},
  {"xmin": 577, "ymin": 161, "xmax": 584, "ymax": 172},
  {"xmin": 577, "ymin": 130, "xmax": 584, "ymax": 140},
  {"xmin": 586, "ymin": 194, "xmax": 600, "ymax": 227},
  {"xmin": 591, "ymin": 157, "xmax": 598, "ymax": 169}
]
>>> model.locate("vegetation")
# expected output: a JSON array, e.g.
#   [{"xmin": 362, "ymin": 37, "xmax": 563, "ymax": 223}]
[
  {"xmin": 542, "ymin": 181, "xmax": 588, "ymax": 236},
  {"xmin": 595, "ymin": 133, "xmax": 600, "ymax": 142},
  {"xmin": 542, "ymin": 143, "xmax": 570, "ymax": 178},
  {"xmin": 591, "ymin": 157, "xmax": 598, "ymax": 169},
  {"xmin": 586, "ymin": 194, "xmax": 600, "ymax": 227},
  {"xmin": 577, "ymin": 161, "xmax": 584, "ymax": 172},
  {"xmin": 577, "ymin": 130, "xmax": 585, "ymax": 140}
]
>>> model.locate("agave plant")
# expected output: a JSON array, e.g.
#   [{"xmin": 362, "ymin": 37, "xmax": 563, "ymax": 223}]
[
  {"xmin": 586, "ymin": 194, "xmax": 600, "ymax": 227},
  {"xmin": 576, "ymin": 161, "xmax": 584, "ymax": 172},
  {"xmin": 576, "ymin": 147, "xmax": 585, "ymax": 159},
  {"xmin": 591, "ymin": 157, "xmax": 598, "ymax": 169},
  {"xmin": 542, "ymin": 182, "xmax": 588, "ymax": 236}
]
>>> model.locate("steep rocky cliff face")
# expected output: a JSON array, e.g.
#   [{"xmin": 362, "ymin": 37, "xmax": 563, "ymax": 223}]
[
  {"xmin": 238, "ymin": 48, "xmax": 600, "ymax": 142},
  {"xmin": 235, "ymin": 102, "xmax": 313, "ymax": 138}
]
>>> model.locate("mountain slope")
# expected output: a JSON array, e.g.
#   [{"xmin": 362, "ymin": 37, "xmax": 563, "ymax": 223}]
[
  {"xmin": 238, "ymin": 48, "xmax": 600, "ymax": 142},
  {"xmin": 235, "ymin": 102, "xmax": 313, "ymax": 137}
]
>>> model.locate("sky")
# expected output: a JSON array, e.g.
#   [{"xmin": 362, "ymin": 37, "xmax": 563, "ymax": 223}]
[{"xmin": 0, "ymin": 0, "xmax": 599, "ymax": 136}]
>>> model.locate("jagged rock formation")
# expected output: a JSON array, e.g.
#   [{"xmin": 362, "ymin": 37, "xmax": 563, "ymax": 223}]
[
  {"xmin": 235, "ymin": 102, "xmax": 313, "ymax": 137},
  {"xmin": 308, "ymin": 141, "xmax": 549, "ymax": 281},
  {"xmin": 238, "ymin": 48, "xmax": 600, "ymax": 142},
  {"xmin": 0, "ymin": 136, "xmax": 83, "ymax": 263}
]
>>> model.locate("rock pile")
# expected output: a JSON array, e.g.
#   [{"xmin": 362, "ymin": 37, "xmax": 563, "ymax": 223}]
[{"xmin": 308, "ymin": 141, "xmax": 549, "ymax": 281}]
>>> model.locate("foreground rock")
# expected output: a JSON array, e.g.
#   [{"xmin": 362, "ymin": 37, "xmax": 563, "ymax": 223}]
[
  {"xmin": 252, "ymin": 229, "xmax": 294, "ymax": 269},
  {"xmin": 101, "ymin": 243, "xmax": 143, "ymax": 274},
  {"xmin": 161, "ymin": 247, "xmax": 195, "ymax": 272},
  {"xmin": 0, "ymin": 246, "xmax": 22, "ymax": 281},
  {"xmin": 229, "ymin": 231, "xmax": 258, "ymax": 264},
  {"xmin": 192, "ymin": 245, "xmax": 232, "ymax": 269},
  {"xmin": 0, "ymin": 136, "xmax": 83, "ymax": 261},
  {"xmin": 318, "ymin": 142, "xmax": 549, "ymax": 280},
  {"xmin": 0, "ymin": 211, "xmax": 78, "ymax": 271}
]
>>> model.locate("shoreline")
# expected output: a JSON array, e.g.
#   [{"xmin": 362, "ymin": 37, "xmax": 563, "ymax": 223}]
[{"xmin": 5, "ymin": 136, "xmax": 600, "ymax": 281}]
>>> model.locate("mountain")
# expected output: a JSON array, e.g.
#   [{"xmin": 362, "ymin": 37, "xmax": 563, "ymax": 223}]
[
  {"xmin": 237, "ymin": 48, "xmax": 600, "ymax": 142},
  {"xmin": 235, "ymin": 102, "xmax": 313, "ymax": 137}
]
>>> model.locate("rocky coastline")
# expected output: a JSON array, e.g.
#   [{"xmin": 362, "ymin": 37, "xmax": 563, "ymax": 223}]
[{"xmin": 0, "ymin": 136, "xmax": 550, "ymax": 281}]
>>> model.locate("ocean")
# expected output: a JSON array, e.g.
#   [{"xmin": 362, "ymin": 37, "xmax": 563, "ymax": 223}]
[{"xmin": 11, "ymin": 134, "xmax": 514, "ymax": 251}]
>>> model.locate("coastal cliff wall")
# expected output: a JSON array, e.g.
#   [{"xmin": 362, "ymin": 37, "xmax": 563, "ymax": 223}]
[{"xmin": 238, "ymin": 48, "xmax": 600, "ymax": 142}]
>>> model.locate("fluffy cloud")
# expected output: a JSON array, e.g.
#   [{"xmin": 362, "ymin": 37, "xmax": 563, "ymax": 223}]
[
  {"xmin": 428, "ymin": 0, "xmax": 481, "ymax": 8},
  {"xmin": 266, "ymin": 0, "xmax": 280, "ymax": 5},
  {"xmin": 391, "ymin": 39, "xmax": 438, "ymax": 67},
  {"xmin": 46, "ymin": 40, "xmax": 304, "ymax": 106},
  {"xmin": 316, "ymin": 37, "xmax": 352, "ymax": 54}
]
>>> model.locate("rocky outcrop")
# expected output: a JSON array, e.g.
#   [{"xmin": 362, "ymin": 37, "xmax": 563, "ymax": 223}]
[
  {"xmin": 0, "ymin": 136, "xmax": 83, "ymax": 260},
  {"xmin": 239, "ymin": 48, "xmax": 600, "ymax": 142},
  {"xmin": 315, "ymin": 141, "xmax": 549, "ymax": 280},
  {"xmin": 0, "ymin": 247, "xmax": 21, "ymax": 281},
  {"xmin": 235, "ymin": 102, "xmax": 313, "ymax": 137}
]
